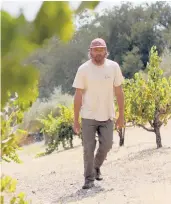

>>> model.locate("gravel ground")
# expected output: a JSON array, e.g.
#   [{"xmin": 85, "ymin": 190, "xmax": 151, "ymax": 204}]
[{"xmin": 2, "ymin": 121, "xmax": 171, "ymax": 204}]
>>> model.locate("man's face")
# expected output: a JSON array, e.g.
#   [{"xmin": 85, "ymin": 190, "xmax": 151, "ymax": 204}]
[{"xmin": 90, "ymin": 47, "xmax": 107, "ymax": 64}]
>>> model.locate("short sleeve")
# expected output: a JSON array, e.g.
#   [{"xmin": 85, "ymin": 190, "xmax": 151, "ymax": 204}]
[
  {"xmin": 72, "ymin": 68, "xmax": 85, "ymax": 89},
  {"xmin": 113, "ymin": 63, "xmax": 124, "ymax": 87}
]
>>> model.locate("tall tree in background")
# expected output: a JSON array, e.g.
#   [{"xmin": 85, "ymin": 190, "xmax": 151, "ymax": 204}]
[{"xmin": 122, "ymin": 46, "xmax": 143, "ymax": 78}]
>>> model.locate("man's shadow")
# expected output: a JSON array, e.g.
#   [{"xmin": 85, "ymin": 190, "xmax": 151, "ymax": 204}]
[{"xmin": 52, "ymin": 184, "xmax": 113, "ymax": 204}]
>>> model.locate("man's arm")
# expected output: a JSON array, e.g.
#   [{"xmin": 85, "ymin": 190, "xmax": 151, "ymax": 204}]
[
  {"xmin": 114, "ymin": 85, "xmax": 124, "ymax": 128},
  {"xmin": 72, "ymin": 66, "xmax": 85, "ymax": 134},
  {"xmin": 73, "ymin": 88, "xmax": 84, "ymax": 134},
  {"xmin": 74, "ymin": 88, "xmax": 83, "ymax": 122}
]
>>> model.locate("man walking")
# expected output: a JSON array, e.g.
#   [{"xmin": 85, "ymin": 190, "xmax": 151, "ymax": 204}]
[{"xmin": 72, "ymin": 38, "xmax": 124, "ymax": 189}]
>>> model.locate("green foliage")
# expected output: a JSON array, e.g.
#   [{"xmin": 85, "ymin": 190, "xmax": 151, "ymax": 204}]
[
  {"xmin": 147, "ymin": 47, "xmax": 171, "ymax": 122},
  {"xmin": 31, "ymin": 2, "xmax": 74, "ymax": 44},
  {"xmin": 31, "ymin": 1, "xmax": 100, "ymax": 44},
  {"xmin": 1, "ymin": 10, "xmax": 39, "ymax": 107},
  {"xmin": 1, "ymin": 83, "xmax": 37, "ymax": 204},
  {"xmin": 56, "ymin": 104, "xmax": 75, "ymax": 148},
  {"xmin": 22, "ymin": 87, "xmax": 74, "ymax": 132},
  {"xmin": 1, "ymin": 86, "xmax": 38, "ymax": 163},
  {"xmin": 114, "ymin": 79, "xmax": 133, "ymax": 146},
  {"xmin": 1, "ymin": 176, "xmax": 17, "ymax": 193},
  {"xmin": 115, "ymin": 46, "xmax": 171, "ymax": 147},
  {"xmin": 36, "ymin": 104, "xmax": 82, "ymax": 157},
  {"xmin": 123, "ymin": 46, "xmax": 171, "ymax": 125},
  {"xmin": 1, "ymin": 54, "xmax": 39, "ymax": 109},
  {"xmin": 39, "ymin": 111, "xmax": 58, "ymax": 142},
  {"xmin": 123, "ymin": 46, "xmax": 171, "ymax": 148},
  {"xmin": 123, "ymin": 79, "xmax": 136, "ymax": 124},
  {"xmin": 1, "ymin": 175, "xmax": 30, "ymax": 204},
  {"xmin": 1, "ymin": 103, "xmax": 23, "ymax": 163},
  {"xmin": 76, "ymin": 1, "xmax": 100, "ymax": 14},
  {"xmin": 122, "ymin": 47, "xmax": 144, "ymax": 78},
  {"xmin": 1, "ymin": 11, "xmax": 37, "ymax": 57},
  {"xmin": 1, "ymin": 93, "xmax": 37, "ymax": 203},
  {"xmin": 1, "ymin": 130, "xmax": 23, "ymax": 164},
  {"xmin": 106, "ymin": 2, "xmax": 170, "ymax": 73},
  {"xmin": 160, "ymin": 48, "xmax": 171, "ymax": 77},
  {"xmin": 1, "ymin": 11, "xmax": 16, "ymax": 57}
]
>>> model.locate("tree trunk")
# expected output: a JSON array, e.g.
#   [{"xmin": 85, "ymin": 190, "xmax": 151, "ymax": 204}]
[
  {"xmin": 44, "ymin": 134, "xmax": 49, "ymax": 145},
  {"xmin": 154, "ymin": 126, "xmax": 162, "ymax": 148},
  {"xmin": 153, "ymin": 108, "xmax": 163, "ymax": 149},
  {"xmin": 118, "ymin": 128, "xmax": 125, "ymax": 146}
]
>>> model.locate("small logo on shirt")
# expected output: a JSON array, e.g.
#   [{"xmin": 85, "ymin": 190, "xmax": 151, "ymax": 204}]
[{"xmin": 105, "ymin": 75, "xmax": 111, "ymax": 79}]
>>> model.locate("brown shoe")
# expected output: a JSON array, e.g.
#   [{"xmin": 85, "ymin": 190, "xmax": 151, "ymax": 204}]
[
  {"xmin": 95, "ymin": 168, "xmax": 103, "ymax": 181},
  {"xmin": 82, "ymin": 180, "xmax": 95, "ymax": 189}
]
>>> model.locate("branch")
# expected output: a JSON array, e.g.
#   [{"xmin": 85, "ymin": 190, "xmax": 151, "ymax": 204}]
[
  {"xmin": 159, "ymin": 121, "xmax": 163, "ymax": 128},
  {"xmin": 159, "ymin": 110, "xmax": 167, "ymax": 115},
  {"xmin": 125, "ymin": 124, "xmax": 134, "ymax": 128},
  {"xmin": 125, "ymin": 121, "xmax": 136, "ymax": 128},
  {"xmin": 148, "ymin": 121, "xmax": 154, "ymax": 127},
  {"xmin": 159, "ymin": 21, "xmax": 168, "ymax": 29},
  {"xmin": 137, "ymin": 124, "xmax": 154, "ymax": 132},
  {"xmin": 159, "ymin": 104, "xmax": 171, "ymax": 116}
]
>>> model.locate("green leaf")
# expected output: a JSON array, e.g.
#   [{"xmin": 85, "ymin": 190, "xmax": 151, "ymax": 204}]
[
  {"xmin": 17, "ymin": 192, "xmax": 25, "ymax": 199},
  {"xmin": 1, "ymin": 195, "xmax": 4, "ymax": 204},
  {"xmin": 76, "ymin": 1, "xmax": 100, "ymax": 14},
  {"xmin": 9, "ymin": 179, "xmax": 17, "ymax": 193},
  {"xmin": 10, "ymin": 197, "xmax": 17, "ymax": 204},
  {"xmin": 1, "ymin": 11, "xmax": 16, "ymax": 57},
  {"xmin": 32, "ymin": 2, "xmax": 75, "ymax": 44},
  {"xmin": 1, "ymin": 57, "xmax": 38, "ymax": 108}
]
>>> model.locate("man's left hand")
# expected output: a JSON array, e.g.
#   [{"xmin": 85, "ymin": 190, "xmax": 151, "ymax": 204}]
[{"xmin": 115, "ymin": 116, "xmax": 124, "ymax": 129}]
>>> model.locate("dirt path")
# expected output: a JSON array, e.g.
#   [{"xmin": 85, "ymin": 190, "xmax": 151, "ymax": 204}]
[{"xmin": 2, "ymin": 121, "xmax": 171, "ymax": 204}]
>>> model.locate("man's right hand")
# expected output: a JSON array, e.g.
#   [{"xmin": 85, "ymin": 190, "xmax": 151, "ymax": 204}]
[{"xmin": 73, "ymin": 120, "xmax": 80, "ymax": 135}]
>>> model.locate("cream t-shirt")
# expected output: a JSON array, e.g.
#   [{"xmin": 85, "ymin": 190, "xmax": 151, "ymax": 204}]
[{"xmin": 72, "ymin": 59, "xmax": 124, "ymax": 121}]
